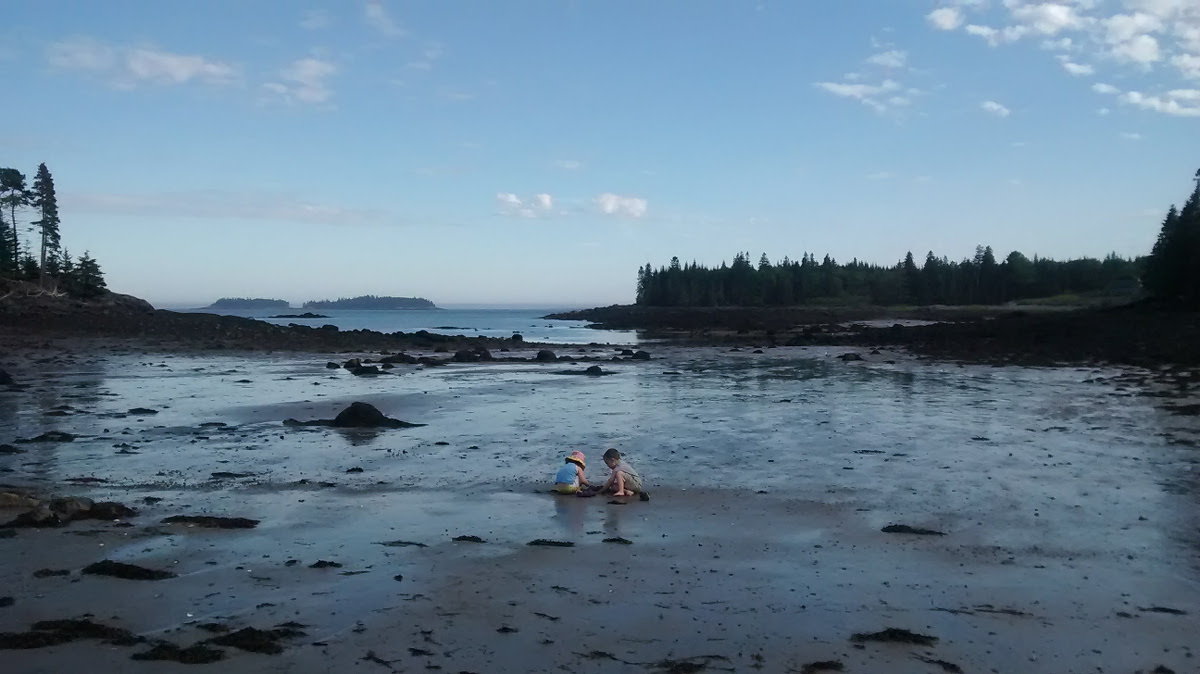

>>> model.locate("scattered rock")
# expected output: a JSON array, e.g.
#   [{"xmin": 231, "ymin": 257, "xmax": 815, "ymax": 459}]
[
  {"xmin": 800, "ymin": 661, "xmax": 844, "ymax": 673},
  {"xmin": 603, "ymin": 537, "xmax": 633, "ymax": 545},
  {"xmin": 849, "ymin": 627, "xmax": 938, "ymax": 646},
  {"xmin": 309, "ymin": 560, "xmax": 343, "ymax": 569},
  {"xmin": 916, "ymin": 656, "xmax": 963, "ymax": 673},
  {"xmin": 838, "ymin": 353, "xmax": 863, "ymax": 361},
  {"xmin": 453, "ymin": 535, "xmax": 485, "ymax": 543},
  {"xmin": 132, "ymin": 642, "xmax": 226, "ymax": 664},
  {"xmin": 326, "ymin": 362, "xmax": 340, "ymax": 369},
  {"xmin": 0, "ymin": 618, "xmax": 144, "ymax": 649},
  {"xmin": 345, "ymin": 467, "xmax": 364, "ymax": 473},
  {"xmin": 0, "ymin": 444, "xmax": 24, "ymax": 455},
  {"xmin": 1138, "ymin": 606, "xmax": 1188, "ymax": 615},
  {"xmin": 0, "ymin": 369, "xmax": 13, "ymax": 386},
  {"xmin": 350, "ymin": 365, "xmax": 384, "ymax": 376},
  {"xmin": 343, "ymin": 359, "xmax": 362, "ymax": 369},
  {"xmin": 527, "ymin": 539, "xmax": 574, "ymax": 547},
  {"xmin": 631, "ymin": 350, "xmax": 651, "ymax": 360},
  {"xmin": 206, "ymin": 625, "xmax": 306, "ymax": 655},
  {"xmin": 284, "ymin": 402, "xmax": 424, "ymax": 429},
  {"xmin": 0, "ymin": 491, "xmax": 38, "ymax": 507},
  {"xmin": 536, "ymin": 350, "xmax": 557, "ymax": 362},
  {"xmin": 453, "ymin": 349, "xmax": 480, "ymax": 363},
  {"xmin": 162, "ymin": 515, "xmax": 259, "ymax": 529},
  {"xmin": 33, "ymin": 569, "xmax": 70, "ymax": 578},
  {"xmin": 380, "ymin": 353, "xmax": 418, "ymax": 365},
  {"xmin": 3, "ymin": 507, "xmax": 63, "ymax": 528},
  {"xmin": 82, "ymin": 560, "xmax": 176, "ymax": 581},
  {"xmin": 881, "ymin": 524, "xmax": 945, "ymax": 536},
  {"xmin": 210, "ymin": 471, "xmax": 255, "ymax": 479},
  {"xmin": 375, "ymin": 540, "xmax": 427, "ymax": 548},
  {"xmin": 15, "ymin": 431, "xmax": 75, "ymax": 443},
  {"xmin": 127, "ymin": 407, "xmax": 158, "ymax": 415},
  {"xmin": 496, "ymin": 626, "xmax": 518, "ymax": 634}
]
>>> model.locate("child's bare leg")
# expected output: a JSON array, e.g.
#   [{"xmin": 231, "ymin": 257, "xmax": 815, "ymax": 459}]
[{"xmin": 614, "ymin": 473, "xmax": 633, "ymax": 497}]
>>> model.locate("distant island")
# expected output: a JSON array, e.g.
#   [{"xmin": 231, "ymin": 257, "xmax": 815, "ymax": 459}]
[
  {"xmin": 207, "ymin": 298, "xmax": 290, "ymax": 310},
  {"xmin": 270, "ymin": 312, "xmax": 330, "ymax": 319},
  {"xmin": 302, "ymin": 295, "xmax": 438, "ymax": 310}
]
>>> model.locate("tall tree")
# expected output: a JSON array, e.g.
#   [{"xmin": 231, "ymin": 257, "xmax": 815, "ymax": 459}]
[
  {"xmin": 70, "ymin": 251, "xmax": 106, "ymax": 298},
  {"xmin": 0, "ymin": 168, "xmax": 28, "ymax": 276},
  {"xmin": 30, "ymin": 163, "xmax": 61, "ymax": 288}
]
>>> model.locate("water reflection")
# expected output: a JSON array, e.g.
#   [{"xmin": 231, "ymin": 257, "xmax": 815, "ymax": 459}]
[{"xmin": 552, "ymin": 495, "xmax": 586, "ymax": 537}]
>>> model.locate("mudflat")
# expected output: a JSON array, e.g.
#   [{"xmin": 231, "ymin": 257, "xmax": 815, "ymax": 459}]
[{"xmin": 1, "ymin": 338, "xmax": 1198, "ymax": 673}]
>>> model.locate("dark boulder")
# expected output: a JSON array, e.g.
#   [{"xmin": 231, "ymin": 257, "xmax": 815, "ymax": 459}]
[
  {"xmin": 325, "ymin": 402, "xmax": 423, "ymax": 429},
  {"xmin": 349, "ymin": 365, "xmax": 383, "ymax": 376},
  {"xmin": 475, "ymin": 348, "xmax": 494, "ymax": 361},
  {"xmin": 380, "ymin": 353, "xmax": 418, "ymax": 365},
  {"xmin": 453, "ymin": 349, "xmax": 480, "ymax": 363},
  {"xmin": 536, "ymin": 350, "xmax": 557, "ymax": 362},
  {"xmin": 511, "ymin": 333, "xmax": 523, "ymax": 342},
  {"xmin": 620, "ymin": 349, "xmax": 635, "ymax": 356},
  {"xmin": 631, "ymin": 350, "xmax": 651, "ymax": 360},
  {"xmin": 3, "ymin": 507, "xmax": 64, "ymax": 528},
  {"xmin": 325, "ymin": 362, "xmax": 339, "ymax": 369},
  {"xmin": 0, "ymin": 369, "xmax": 13, "ymax": 386},
  {"xmin": 87, "ymin": 502, "xmax": 138, "ymax": 520},
  {"xmin": 49, "ymin": 497, "xmax": 94, "ymax": 521},
  {"xmin": 343, "ymin": 358, "xmax": 361, "ymax": 369},
  {"xmin": 586, "ymin": 366, "xmax": 604, "ymax": 376},
  {"xmin": 838, "ymin": 352, "xmax": 864, "ymax": 361}
]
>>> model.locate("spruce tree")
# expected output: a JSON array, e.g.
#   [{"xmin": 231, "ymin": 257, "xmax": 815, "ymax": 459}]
[
  {"xmin": 0, "ymin": 207, "xmax": 11, "ymax": 276},
  {"xmin": 30, "ymin": 163, "xmax": 61, "ymax": 288},
  {"xmin": 0, "ymin": 168, "xmax": 27, "ymax": 275},
  {"xmin": 71, "ymin": 251, "xmax": 106, "ymax": 298}
]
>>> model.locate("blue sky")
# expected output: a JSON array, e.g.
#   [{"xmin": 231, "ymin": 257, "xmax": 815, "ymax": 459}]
[{"xmin": 2, "ymin": 1, "xmax": 1198, "ymax": 307}]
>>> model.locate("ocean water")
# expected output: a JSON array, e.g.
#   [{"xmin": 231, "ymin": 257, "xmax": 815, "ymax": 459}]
[{"xmin": 175, "ymin": 307, "xmax": 640, "ymax": 345}]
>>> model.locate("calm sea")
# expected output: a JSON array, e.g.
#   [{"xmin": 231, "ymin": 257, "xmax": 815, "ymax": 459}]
[{"xmin": 174, "ymin": 307, "xmax": 640, "ymax": 345}]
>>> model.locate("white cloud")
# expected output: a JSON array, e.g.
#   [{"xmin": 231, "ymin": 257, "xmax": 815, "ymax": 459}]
[
  {"xmin": 1092, "ymin": 82, "xmax": 1120, "ymax": 94},
  {"xmin": 815, "ymin": 79, "xmax": 906, "ymax": 112},
  {"xmin": 1061, "ymin": 60, "xmax": 1095, "ymax": 75},
  {"xmin": 1120, "ymin": 131, "xmax": 1143, "ymax": 140},
  {"xmin": 981, "ymin": 100, "xmax": 1011, "ymax": 117},
  {"xmin": 553, "ymin": 159, "xmax": 583, "ymax": 171},
  {"xmin": 1098, "ymin": 106, "xmax": 1111, "ymax": 114},
  {"xmin": 1122, "ymin": 88, "xmax": 1200, "ymax": 116},
  {"xmin": 1112, "ymin": 33, "xmax": 1162, "ymax": 63},
  {"xmin": 1010, "ymin": 3, "xmax": 1083, "ymax": 36},
  {"xmin": 264, "ymin": 58, "xmax": 336, "ymax": 105},
  {"xmin": 1172, "ymin": 52, "xmax": 1200, "ymax": 78},
  {"xmin": 594, "ymin": 193, "xmax": 648, "ymax": 218},
  {"xmin": 496, "ymin": 192, "xmax": 555, "ymax": 218},
  {"xmin": 928, "ymin": 7, "xmax": 965, "ymax": 31},
  {"xmin": 300, "ymin": 9, "xmax": 329, "ymax": 30},
  {"xmin": 965, "ymin": 24, "xmax": 1027, "ymax": 46},
  {"xmin": 866, "ymin": 50, "xmax": 907, "ymax": 68},
  {"xmin": 365, "ymin": 0, "xmax": 405, "ymax": 38},
  {"xmin": 47, "ymin": 38, "xmax": 237, "ymax": 89}
]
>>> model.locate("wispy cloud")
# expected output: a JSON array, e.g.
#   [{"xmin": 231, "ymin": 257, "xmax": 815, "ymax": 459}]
[
  {"xmin": 365, "ymin": 0, "xmax": 405, "ymax": 38},
  {"xmin": 47, "ymin": 37, "xmax": 238, "ymax": 89},
  {"xmin": 815, "ymin": 79, "xmax": 912, "ymax": 113},
  {"xmin": 62, "ymin": 190, "xmax": 396, "ymax": 227},
  {"xmin": 1120, "ymin": 131, "xmax": 1143, "ymax": 140},
  {"xmin": 594, "ymin": 193, "xmax": 647, "ymax": 218},
  {"xmin": 866, "ymin": 50, "xmax": 907, "ymax": 69},
  {"xmin": 496, "ymin": 192, "xmax": 556, "ymax": 218},
  {"xmin": 300, "ymin": 9, "xmax": 330, "ymax": 30},
  {"xmin": 263, "ymin": 58, "xmax": 337, "ymax": 105},
  {"xmin": 927, "ymin": 7, "xmax": 964, "ymax": 31},
  {"xmin": 981, "ymin": 100, "xmax": 1011, "ymax": 117},
  {"xmin": 553, "ymin": 159, "xmax": 584, "ymax": 171}
]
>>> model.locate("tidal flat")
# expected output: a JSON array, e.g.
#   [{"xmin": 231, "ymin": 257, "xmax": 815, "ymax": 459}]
[{"xmin": 1, "ymin": 340, "xmax": 1198, "ymax": 673}]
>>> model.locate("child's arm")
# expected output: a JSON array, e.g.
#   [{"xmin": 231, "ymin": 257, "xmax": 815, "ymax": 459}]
[
  {"xmin": 600, "ymin": 470, "xmax": 615, "ymax": 491},
  {"xmin": 577, "ymin": 465, "xmax": 589, "ymax": 486}
]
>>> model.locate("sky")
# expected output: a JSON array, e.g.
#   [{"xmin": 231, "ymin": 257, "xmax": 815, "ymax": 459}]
[{"xmin": 2, "ymin": 0, "xmax": 1199, "ymax": 308}]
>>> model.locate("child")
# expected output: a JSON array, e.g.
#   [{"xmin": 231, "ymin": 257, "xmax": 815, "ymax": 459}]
[
  {"xmin": 600, "ymin": 448, "xmax": 642, "ymax": 497},
  {"xmin": 554, "ymin": 451, "xmax": 589, "ymax": 494}
]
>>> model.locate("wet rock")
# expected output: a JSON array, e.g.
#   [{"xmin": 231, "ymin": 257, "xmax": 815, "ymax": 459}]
[
  {"xmin": 916, "ymin": 656, "xmax": 963, "ymax": 673},
  {"xmin": 346, "ymin": 467, "xmax": 364, "ymax": 473},
  {"xmin": 1138, "ymin": 606, "xmax": 1188, "ymax": 615},
  {"xmin": 0, "ymin": 597, "xmax": 12, "ymax": 607},
  {"xmin": 0, "ymin": 618, "xmax": 144, "ymax": 649},
  {"xmin": 350, "ymin": 365, "xmax": 384, "ymax": 376},
  {"xmin": 453, "ymin": 349, "xmax": 480, "ymax": 363},
  {"xmin": 800, "ymin": 661, "xmax": 844, "ymax": 673},
  {"xmin": 211, "ymin": 471, "xmax": 255, "ymax": 479},
  {"xmin": 586, "ymin": 365, "xmax": 604, "ymax": 376},
  {"xmin": 881, "ymin": 524, "xmax": 945, "ymax": 536},
  {"xmin": 527, "ymin": 539, "xmax": 574, "ymax": 547},
  {"xmin": 453, "ymin": 535, "xmax": 485, "ymax": 543},
  {"xmin": 620, "ymin": 349, "xmax": 635, "ymax": 356},
  {"xmin": 603, "ymin": 537, "xmax": 633, "ymax": 545},
  {"xmin": 476, "ymin": 348, "xmax": 495, "ymax": 361},
  {"xmin": 127, "ymin": 407, "xmax": 158, "ymax": 415},
  {"xmin": 496, "ymin": 626, "xmax": 518, "ymax": 633},
  {"xmin": 162, "ymin": 515, "xmax": 259, "ymax": 529},
  {"xmin": 631, "ymin": 350, "xmax": 651, "ymax": 360},
  {"xmin": 49, "ymin": 497, "xmax": 94, "ymax": 521},
  {"xmin": 343, "ymin": 358, "xmax": 362, "ymax": 369},
  {"xmin": 326, "ymin": 362, "xmax": 340, "ymax": 369},
  {"xmin": 82, "ymin": 560, "xmax": 177, "ymax": 581},
  {"xmin": 849, "ymin": 627, "xmax": 938, "ymax": 646},
  {"xmin": 33, "ymin": 569, "xmax": 70, "ymax": 578},
  {"xmin": 132, "ymin": 641, "xmax": 226, "ymax": 664},
  {"xmin": 0, "ymin": 444, "xmax": 24, "ymax": 455},
  {"xmin": 511, "ymin": 333, "xmax": 523, "ymax": 342},
  {"xmin": 0, "ymin": 369, "xmax": 12, "ymax": 386},
  {"xmin": 206, "ymin": 625, "xmax": 306, "ymax": 655},
  {"xmin": 0, "ymin": 491, "xmax": 38, "ymax": 507},
  {"xmin": 375, "ymin": 540, "xmax": 427, "ymax": 548},
  {"xmin": 536, "ymin": 350, "xmax": 557, "ymax": 362},
  {"xmin": 15, "ymin": 430, "xmax": 75, "ymax": 443},
  {"xmin": 3, "ymin": 507, "xmax": 63, "ymax": 528},
  {"xmin": 837, "ymin": 353, "xmax": 863, "ymax": 361},
  {"xmin": 285, "ymin": 402, "xmax": 424, "ymax": 429},
  {"xmin": 380, "ymin": 353, "xmax": 418, "ymax": 365},
  {"xmin": 86, "ymin": 501, "xmax": 137, "ymax": 521},
  {"xmin": 309, "ymin": 560, "xmax": 342, "ymax": 568}
]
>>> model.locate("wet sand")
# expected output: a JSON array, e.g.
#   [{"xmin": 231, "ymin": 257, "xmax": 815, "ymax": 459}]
[{"xmin": 2, "ymin": 340, "xmax": 1199, "ymax": 673}]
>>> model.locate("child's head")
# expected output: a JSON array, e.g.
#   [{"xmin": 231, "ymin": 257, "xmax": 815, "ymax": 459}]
[
  {"xmin": 602, "ymin": 448, "xmax": 621, "ymax": 468},
  {"xmin": 565, "ymin": 450, "xmax": 586, "ymax": 469}
]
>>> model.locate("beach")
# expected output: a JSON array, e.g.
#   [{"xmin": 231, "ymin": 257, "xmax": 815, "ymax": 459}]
[{"xmin": 2, "ymin": 339, "xmax": 1199, "ymax": 673}]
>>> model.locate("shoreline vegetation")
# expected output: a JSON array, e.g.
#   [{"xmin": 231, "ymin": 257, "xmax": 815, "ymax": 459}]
[{"xmin": 205, "ymin": 295, "xmax": 438, "ymax": 311}]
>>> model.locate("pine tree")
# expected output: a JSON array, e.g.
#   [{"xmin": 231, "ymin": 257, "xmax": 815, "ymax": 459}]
[
  {"xmin": 71, "ymin": 251, "xmax": 106, "ymax": 298},
  {"xmin": 0, "ymin": 207, "xmax": 11, "ymax": 276},
  {"xmin": 0, "ymin": 168, "xmax": 28, "ymax": 276},
  {"xmin": 30, "ymin": 163, "xmax": 61, "ymax": 289}
]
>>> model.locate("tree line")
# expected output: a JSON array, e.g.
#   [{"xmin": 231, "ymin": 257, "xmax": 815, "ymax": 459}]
[
  {"xmin": 0, "ymin": 163, "xmax": 106, "ymax": 298},
  {"xmin": 638, "ymin": 166, "xmax": 1200, "ymax": 309},
  {"xmin": 1144, "ymin": 169, "xmax": 1200, "ymax": 306}
]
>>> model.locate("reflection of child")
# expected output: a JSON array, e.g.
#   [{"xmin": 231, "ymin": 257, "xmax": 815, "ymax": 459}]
[
  {"xmin": 600, "ymin": 448, "xmax": 642, "ymax": 497},
  {"xmin": 554, "ymin": 451, "xmax": 589, "ymax": 494}
]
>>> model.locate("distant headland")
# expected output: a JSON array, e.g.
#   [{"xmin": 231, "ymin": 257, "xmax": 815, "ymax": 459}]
[
  {"xmin": 302, "ymin": 295, "xmax": 438, "ymax": 310},
  {"xmin": 206, "ymin": 298, "xmax": 290, "ymax": 310}
]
